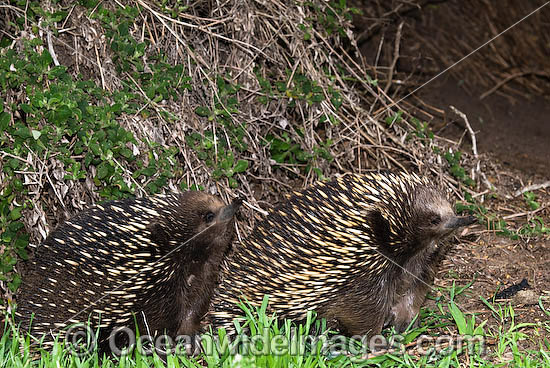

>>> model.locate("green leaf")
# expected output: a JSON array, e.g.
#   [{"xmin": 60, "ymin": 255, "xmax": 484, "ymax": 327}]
[
  {"xmin": 310, "ymin": 94, "xmax": 324, "ymax": 103},
  {"xmin": 0, "ymin": 112, "xmax": 10, "ymax": 130},
  {"xmin": 8, "ymin": 158, "xmax": 19, "ymax": 169},
  {"xmin": 141, "ymin": 167, "xmax": 156, "ymax": 177},
  {"xmin": 8, "ymin": 221, "xmax": 24, "ymax": 232},
  {"xmin": 119, "ymin": 147, "xmax": 133, "ymax": 158},
  {"xmin": 228, "ymin": 177, "xmax": 238, "ymax": 188},
  {"xmin": 528, "ymin": 201, "xmax": 540, "ymax": 210},
  {"xmin": 8, "ymin": 274, "xmax": 22, "ymax": 292},
  {"xmin": 195, "ymin": 106, "xmax": 210, "ymax": 117},
  {"xmin": 524, "ymin": 192, "xmax": 536, "ymax": 201},
  {"xmin": 89, "ymin": 142, "xmax": 101, "ymax": 156},
  {"xmin": 10, "ymin": 207, "xmax": 22, "ymax": 221},
  {"xmin": 272, "ymin": 153, "xmax": 286, "ymax": 163},
  {"xmin": 16, "ymin": 247, "xmax": 28, "ymax": 261},
  {"xmin": 311, "ymin": 167, "xmax": 323, "ymax": 179},
  {"xmin": 97, "ymin": 163, "xmax": 111, "ymax": 180},
  {"xmin": 47, "ymin": 65, "xmax": 67, "ymax": 79},
  {"xmin": 1, "ymin": 231, "xmax": 13, "ymax": 244},
  {"xmin": 403, "ymin": 326, "xmax": 427, "ymax": 344},
  {"xmin": 449, "ymin": 301, "xmax": 467, "ymax": 334},
  {"xmin": 233, "ymin": 159, "xmax": 248, "ymax": 173},
  {"xmin": 271, "ymin": 139, "xmax": 290, "ymax": 152},
  {"xmin": 212, "ymin": 168, "xmax": 224, "ymax": 180},
  {"xmin": 220, "ymin": 158, "xmax": 232, "ymax": 171},
  {"xmin": 13, "ymin": 126, "xmax": 31, "ymax": 139},
  {"xmin": 39, "ymin": 50, "xmax": 53, "ymax": 69}
]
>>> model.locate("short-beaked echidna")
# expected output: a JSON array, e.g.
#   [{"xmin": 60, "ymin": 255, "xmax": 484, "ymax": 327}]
[
  {"xmin": 208, "ymin": 172, "xmax": 475, "ymax": 336},
  {"xmin": 13, "ymin": 191, "xmax": 241, "ymax": 349}
]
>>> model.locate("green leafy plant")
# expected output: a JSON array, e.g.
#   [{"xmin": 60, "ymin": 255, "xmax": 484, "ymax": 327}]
[
  {"xmin": 455, "ymin": 191, "xmax": 487, "ymax": 218},
  {"xmin": 211, "ymin": 151, "xmax": 249, "ymax": 189},
  {"xmin": 443, "ymin": 150, "xmax": 475, "ymax": 187},
  {"xmin": 517, "ymin": 216, "xmax": 550, "ymax": 237},
  {"xmin": 305, "ymin": 0, "xmax": 362, "ymax": 39},
  {"xmin": 385, "ymin": 110, "xmax": 403, "ymax": 126},
  {"xmin": 264, "ymin": 132, "xmax": 332, "ymax": 179},
  {"xmin": 409, "ymin": 117, "xmax": 434, "ymax": 144},
  {"xmin": 523, "ymin": 191, "xmax": 540, "ymax": 210},
  {"xmin": 275, "ymin": 72, "xmax": 325, "ymax": 107},
  {"xmin": 189, "ymin": 76, "xmax": 249, "ymax": 188}
]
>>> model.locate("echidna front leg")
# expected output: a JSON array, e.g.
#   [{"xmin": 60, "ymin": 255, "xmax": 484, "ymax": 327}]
[
  {"xmin": 387, "ymin": 248, "xmax": 442, "ymax": 332},
  {"xmin": 322, "ymin": 285, "xmax": 389, "ymax": 337},
  {"xmin": 386, "ymin": 281, "xmax": 430, "ymax": 332}
]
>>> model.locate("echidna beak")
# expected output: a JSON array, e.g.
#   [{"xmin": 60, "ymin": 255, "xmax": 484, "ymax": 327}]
[
  {"xmin": 218, "ymin": 198, "xmax": 243, "ymax": 222},
  {"xmin": 444, "ymin": 215, "xmax": 477, "ymax": 229}
]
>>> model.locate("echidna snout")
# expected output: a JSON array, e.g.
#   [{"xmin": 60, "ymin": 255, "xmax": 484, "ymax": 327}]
[{"xmin": 405, "ymin": 185, "xmax": 476, "ymax": 251}]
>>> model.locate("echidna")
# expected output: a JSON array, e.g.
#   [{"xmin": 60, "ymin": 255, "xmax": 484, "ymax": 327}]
[
  {"xmin": 12, "ymin": 191, "xmax": 241, "ymax": 351},
  {"xmin": 208, "ymin": 172, "xmax": 475, "ymax": 336}
]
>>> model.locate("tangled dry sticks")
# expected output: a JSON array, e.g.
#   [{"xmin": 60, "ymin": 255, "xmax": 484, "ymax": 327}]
[{"xmin": 0, "ymin": 0, "xmax": 480, "ymax": 228}]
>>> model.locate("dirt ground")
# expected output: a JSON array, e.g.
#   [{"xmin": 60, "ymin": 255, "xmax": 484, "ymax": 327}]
[
  {"xmin": 417, "ymin": 75, "xmax": 550, "ymax": 348},
  {"xmin": 439, "ymin": 189, "xmax": 550, "ymax": 351},
  {"xmin": 419, "ymin": 78, "xmax": 549, "ymax": 351},
  {"xmin": 354, "ymin": 0, "xmax": 550, "ymax": 352}
]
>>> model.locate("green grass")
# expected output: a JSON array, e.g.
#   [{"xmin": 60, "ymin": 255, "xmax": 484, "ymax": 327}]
[{"xmin": 1, "ymin": 286, "xmax": 549, "ymax": 367}]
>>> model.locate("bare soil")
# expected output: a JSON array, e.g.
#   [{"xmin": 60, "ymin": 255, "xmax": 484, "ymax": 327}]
[{"xmin": 424, "ymin": 88, "xmax": 550, "ymax": 349}]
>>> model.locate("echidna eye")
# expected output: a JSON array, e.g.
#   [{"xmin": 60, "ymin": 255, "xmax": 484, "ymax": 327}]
[
  {"xmin": 205, "ymin": 212, "xmax": 215, "ymax": 223},
  {"xmin": 430, "ymin": 215, "xmax": 442, "ymax": 226}
]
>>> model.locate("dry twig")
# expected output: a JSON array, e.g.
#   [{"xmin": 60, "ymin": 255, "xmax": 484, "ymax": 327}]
[{"xmin": 514, "ymin": 181, "xmax": 550, "ymax": 197}]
